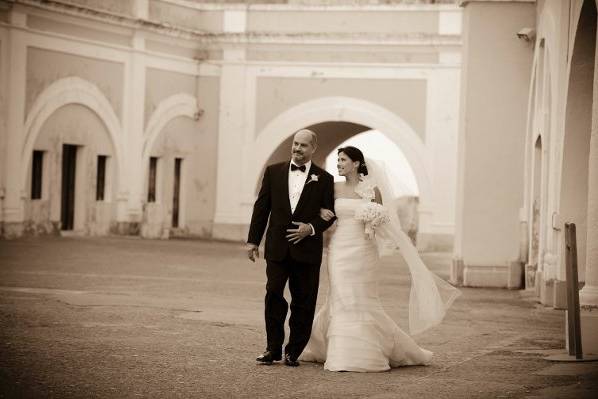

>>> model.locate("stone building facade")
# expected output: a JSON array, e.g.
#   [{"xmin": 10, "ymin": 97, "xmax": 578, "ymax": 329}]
[
  {"xmin": 453, "ymin": 0, "xmax": 598, "ymax": 354},
  {"xmin": 0, "ymin": 0, "xmax": 462, "ymax": 250}
]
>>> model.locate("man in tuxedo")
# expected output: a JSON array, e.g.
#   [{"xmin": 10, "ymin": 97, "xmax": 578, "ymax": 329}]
[{"xmin": 246, "ymin": 129, "xmax": 335, "ymax": 367}]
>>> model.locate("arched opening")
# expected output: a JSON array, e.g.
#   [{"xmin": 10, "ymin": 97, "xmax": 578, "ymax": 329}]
[
  {"xmin": 258, "ymin": 121, "xmax": 423, "ymax": 244},
  {"xmin": 261, "ymin": 121, "xmax": 369, "ymax": 171},
  {"xmin": 325, "ymin": 130, "xmax": 420, "ymax": 243},
  {"xmin": 530, "ymin": 135, "xmax": 543, "ymax": 274},
  {"xmin": 559, "ymin": 0, "xmax": 597, "ymax": 283},
  {"xmin": 24, "ymin": 103, "xmax": 118, "ymax": 235},
  {"xmin": 523, "ymin": 58, "xmax": 538, "ymax": 289},
  {"xmin": 250, "ymin": 97, "xmax": 431, "ymax": 210},
  {"xmin": 21, "ymin": 77, "xmax": 123, "ymax": 196},
  {"xmin": 20, "ymin": 77, "xmax": 123, "ymax": 236},
  {"xmin": 141, "ymin": 114, "xmax": 201, "ymax": 239},
  {"xmin": 239, "ymin": 96, "xmax": 447, "ymax": 249}
]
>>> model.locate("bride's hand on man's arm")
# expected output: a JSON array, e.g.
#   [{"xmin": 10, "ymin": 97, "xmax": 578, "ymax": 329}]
[{"xmin": 320, "ymin": 208, "xmax": 335, "ymax": 221}]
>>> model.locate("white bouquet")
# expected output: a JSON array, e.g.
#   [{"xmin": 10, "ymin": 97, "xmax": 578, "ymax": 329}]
[{"xmin": 354, "ymin": 202, "xmax": 390, "ymax": 240}]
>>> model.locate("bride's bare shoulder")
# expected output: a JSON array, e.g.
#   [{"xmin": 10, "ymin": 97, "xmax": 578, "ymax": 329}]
[{"xmin": 333, "ymin": 182, "xmax": 340, "ymax": 193}]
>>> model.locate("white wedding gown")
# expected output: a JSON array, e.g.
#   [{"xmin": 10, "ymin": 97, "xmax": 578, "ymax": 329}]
[{"xmin": 299, "ymin": 198, "xmax": 433, "ymax": 372}]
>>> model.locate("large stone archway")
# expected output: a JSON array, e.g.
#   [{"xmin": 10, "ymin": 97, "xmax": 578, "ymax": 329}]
[
  {"xmin": 142, "ymin": 93, "xmax": 200, "ymax": 167},
  {"xmin": 21, "ymin": 77, "xmax": 124, "ymax": 198},
  {"xmin": 213, "ymin": 96, "xmax": 437, "ymax": 242},
  {"xmin": 249, "ymin": 96, "xmax": 431, "ymax": 205},
  {"xmin": 139, "ymin": 93, "xmax": 200, "ymax": 238}
]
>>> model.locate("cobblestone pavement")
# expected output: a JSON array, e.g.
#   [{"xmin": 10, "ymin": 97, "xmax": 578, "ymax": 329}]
[{"xmin": 0, "ymin": 236, "xmax": 597, "ymax": 398}]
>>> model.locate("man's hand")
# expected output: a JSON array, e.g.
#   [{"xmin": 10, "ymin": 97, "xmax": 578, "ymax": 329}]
[
  {"xmin": 246, "ymin": 243, "xmax": 259, "ymax": 262},
  {"xmin": 286, "ymin": 222, "xmax": 312, "ymax": 244}
]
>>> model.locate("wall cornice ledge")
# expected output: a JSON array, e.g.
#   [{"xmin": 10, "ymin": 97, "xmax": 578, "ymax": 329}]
[
  {"xmin": 159, "ymin": 0, "xmax": 461, "ymax": 12},
  {"xmin": 458, "ymin": 0, "xmax": 536, "ymax": 7}
]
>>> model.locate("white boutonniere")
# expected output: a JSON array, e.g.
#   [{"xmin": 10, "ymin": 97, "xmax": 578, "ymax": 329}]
[{"xmin": 306, "ymin": 174, "xmax": 319, "ymax": 185}]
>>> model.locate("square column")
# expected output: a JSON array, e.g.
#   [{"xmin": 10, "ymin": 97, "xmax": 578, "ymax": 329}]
[{"xmin": 1, "ymin": 11, "xmax": 27, "ymax": 238}]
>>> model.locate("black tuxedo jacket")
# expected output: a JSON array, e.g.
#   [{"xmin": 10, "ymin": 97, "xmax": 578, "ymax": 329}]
[{"xmin": 247, "ymin": 161, "xmax": 336, "ymax": 265}]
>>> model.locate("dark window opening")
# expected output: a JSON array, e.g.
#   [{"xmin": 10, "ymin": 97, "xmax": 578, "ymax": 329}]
[
  {"xmin": 31, "ymin": 150, "xmax": 44, "ymax": 200},
  {"xmin": 96, "ymin": 155, "xmax": 107, "ymax": 201},
  {"xmin": 61, "ymin": 144, "xmax": 78, "ymax": 231},
  {"xmin": 172, "ymin": 158, "xmax": 182, "ymax": 228},
  {"xmin": 148, "ymin": 157, "xmax": 158, "ymax": 203}
]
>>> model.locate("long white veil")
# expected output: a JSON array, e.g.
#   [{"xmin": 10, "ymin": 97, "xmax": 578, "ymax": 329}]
[{"xmin": 364, "ymin": 158, "xmax": 461, "ymax": 335}]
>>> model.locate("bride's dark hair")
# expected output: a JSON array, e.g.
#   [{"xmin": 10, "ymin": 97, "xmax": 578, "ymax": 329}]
[{"xmin": 338, "ymin": 146, "xmax": 368, "ymax": 176}]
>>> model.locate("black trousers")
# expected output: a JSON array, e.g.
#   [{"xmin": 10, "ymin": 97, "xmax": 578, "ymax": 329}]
[{"xmin": 264, "ymin": 254, "xmax": 321, "ymax": 358}]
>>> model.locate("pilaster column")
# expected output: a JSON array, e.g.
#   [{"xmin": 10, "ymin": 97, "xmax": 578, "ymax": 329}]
[
  {"xmin": 2, "ymin": 11, "xmax": 27, "ymax": 237},
  {"xmin": 212, "ymin": 51, "xmax": 248, "ymax": 240},
  {"xmin": 133, "ymin": 0, "xmax": 149, "ymax": 20},
  {"xmin": 126, "ymin": 33, "xmax": 147, "ymax": 225},
  {"xmin": 212, "ymin": 9, "xmax": 248, "ymax": 240}
]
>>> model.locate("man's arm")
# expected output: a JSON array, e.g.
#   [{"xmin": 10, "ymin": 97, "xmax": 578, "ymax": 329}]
[
  {"xmin": 309, "ymin": 173, "xmax": 336, "ymax": 234},
  {"xmin": 247, "ymin": 166, "xmax": 272, "ymax": 246}
]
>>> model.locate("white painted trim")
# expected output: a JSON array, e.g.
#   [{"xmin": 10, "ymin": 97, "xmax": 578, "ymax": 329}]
[
  {"xmin": 133, "ymin": 0, "xmax": 149, "ymax": 20},
  {"xmin": 220, "ymin": 35, "xmax": 461, "ymax": 47},
  {"xmin": 223, "ymin": 9, "xmax": 246, "ymax": 33},
  {"xmin": 240, "ymin": 61, "xmax": 460, "ymax": 71},
  {"xmin": 142, "ymin": 93, "xmax": 199, "ymax": 165},
  {"xmin": 439, "ymin": 9, "xmax": 463, "ymax": 35},
  {"xmin": 249, "ymin": 96, "xmax": 432, "ymax": 222},
  {"xmin": 21, "ymin": 77, "xmax": 124, "ymax": 200},
  {"xmin": 158, "ymin": 0, "xmax": 461, "ymax": 12},
  {"xmin": 2, "ymin": 24, "xmax": 204, "ymax": 76},
  {"xmin": 251, "ymin": 65, "xmax": 435, "ymax": 79},
  {"xmin": 459, "ymin": 0, "xmax": 536, "ymax": 6}
]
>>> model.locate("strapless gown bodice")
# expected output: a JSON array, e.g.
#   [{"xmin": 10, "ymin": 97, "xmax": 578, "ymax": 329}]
[{"xmin": 299, "ymin": 198, "xmax": 432, "ymax": 372}]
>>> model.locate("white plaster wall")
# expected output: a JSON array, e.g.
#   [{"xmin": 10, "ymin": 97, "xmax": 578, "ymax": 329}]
[
  {"xmin": 0, "ymin": 35, "xmax": 5, "ymax": 224},
  {"xmin": 2, "ymin": 12, "xmax": 28, "ymax": 232},
  {"xmin": 455, "ymin": 3, "xmax": 535, "ymax": 271},
  {"xmin": 1, "ymin": 0, "xmax": 462, "ymax": 244},
  {"xmin": 426, "ymin": 67, "xmax": 460, "ymax": 236},
  {"xmin": 26, "ymin": 47, "xmax": 124, "ymax": 119},
  {"xmin": 247, "ymin": 9, "xmax": 439, "ymax": 34}
]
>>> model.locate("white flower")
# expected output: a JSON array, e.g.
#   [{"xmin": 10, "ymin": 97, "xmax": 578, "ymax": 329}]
[
  {"xmin": 307, "ymin": 174, "xmax": 319, "ymax": 184},
  {"xmin": 354, "ymin": 178, "xmax": 376, "ymax": 201}
]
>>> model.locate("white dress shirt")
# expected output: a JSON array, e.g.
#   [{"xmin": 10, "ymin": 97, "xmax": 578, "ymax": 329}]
[
  {"xmin": 288, "ymin": 160, "xmax": 311, "ymax": 214},
  {"xmin": 288, "ymin": 161, "xmax": 315, "ymax": 236}
]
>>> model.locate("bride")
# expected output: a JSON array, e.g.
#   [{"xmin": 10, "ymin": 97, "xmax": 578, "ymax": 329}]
[{"xmin": 299, "ymin": 146, "xmax": 461, "ymax": 372}]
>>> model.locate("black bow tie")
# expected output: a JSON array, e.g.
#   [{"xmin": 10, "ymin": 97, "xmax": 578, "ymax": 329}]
[{"xmin": 291, "ymin": 164, "xmax": 306, "ymax": 172}]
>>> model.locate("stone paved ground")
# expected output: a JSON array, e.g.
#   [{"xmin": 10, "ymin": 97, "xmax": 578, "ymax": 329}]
[{"xmin": 0, "ymin": 236, "xmax": 597, "ymax": 398}]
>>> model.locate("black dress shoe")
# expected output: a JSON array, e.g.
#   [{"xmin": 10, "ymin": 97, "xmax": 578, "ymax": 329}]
[
  {"xmin": 284, "ymin": 353, "xmax": 299, "ymax": 367},
  {"xmin": 256, "ymin": 351, "xmax": 282, "ymax": 365}
]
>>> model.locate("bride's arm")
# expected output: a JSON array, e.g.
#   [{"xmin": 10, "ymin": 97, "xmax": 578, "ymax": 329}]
[{"xmin": 319, "ymin": 208, "xmax": 335, "ymax": 221}]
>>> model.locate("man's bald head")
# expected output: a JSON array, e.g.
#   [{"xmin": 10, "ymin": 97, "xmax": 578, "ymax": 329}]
[
  {"xmin": 294, "ymin": 129, "xmax": 318, "ymax": 147},
  {"xmin": 291, "ymin": 129, "xmax": 318, "ymax": 165}
]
